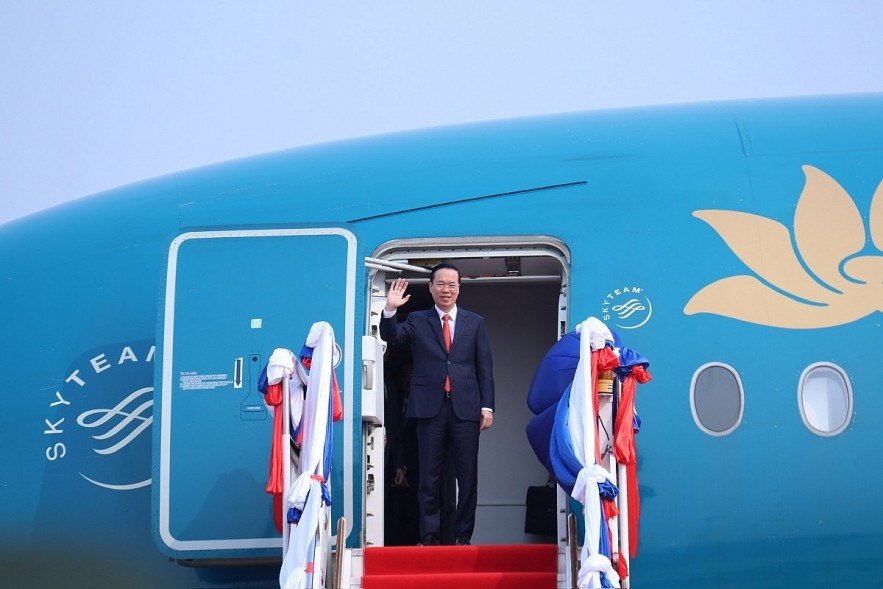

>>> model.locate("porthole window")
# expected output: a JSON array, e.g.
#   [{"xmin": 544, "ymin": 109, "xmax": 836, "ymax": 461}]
[
  {"xmin": 690, "ymin": 363, "xmax": 744, "ymax": 436},
  {"xmin": 798, "ymin": 363, "xmax": 852, "ymax": 436}
]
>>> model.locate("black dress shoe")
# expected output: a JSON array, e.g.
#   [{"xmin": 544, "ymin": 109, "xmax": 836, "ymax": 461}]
[
  {"xmin": 455, "ymin": 537, "xmax": 471, "ymax": 546},
  {"xmin": 417, "ymin": 534, "xmax": 440, "ymax": 546}
]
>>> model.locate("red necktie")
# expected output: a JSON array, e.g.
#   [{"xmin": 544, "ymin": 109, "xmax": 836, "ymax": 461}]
[{"xmin": 443, "ymin": 314, "xmax": 451, "ymax": 392}]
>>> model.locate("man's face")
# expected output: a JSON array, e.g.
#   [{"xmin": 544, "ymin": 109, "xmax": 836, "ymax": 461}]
[{"xmin": 429, "ymin": 268, "xmax": 459, "ymax": 312}]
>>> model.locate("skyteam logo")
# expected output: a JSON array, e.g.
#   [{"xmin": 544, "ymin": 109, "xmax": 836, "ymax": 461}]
[
  {"xmin": 43, "ymin": 341, "xmax": 155, "ymax": 491},
  {"xmin": 685, "ymin": 166, "xmax": 883, "ymax": 328},
  {"xmin": 602, "ymin": 286, "xmax": 653, "ymax": 329}
]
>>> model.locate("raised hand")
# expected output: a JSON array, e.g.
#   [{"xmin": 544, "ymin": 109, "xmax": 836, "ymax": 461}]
[{"xmin": 385, "ymin": 278, "xmax": 411, "ymax": 311}]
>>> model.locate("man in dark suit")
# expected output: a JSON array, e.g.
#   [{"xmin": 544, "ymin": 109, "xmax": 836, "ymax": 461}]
[{"xmin": 379, "ymin": 263, "xmax": 495, "ymax": 546}]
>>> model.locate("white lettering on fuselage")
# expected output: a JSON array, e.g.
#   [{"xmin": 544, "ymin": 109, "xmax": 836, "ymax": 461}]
[
  {"xmin": 601, "ymin": 287, "xmax": 642, "ymax": 321},
  {"xmin": 601, "ymin": 286, "xmax": 653, "ymax": 330},
  {"xmin": 43, "ymin": 344, "xmax": 155, "ymax": 466}
]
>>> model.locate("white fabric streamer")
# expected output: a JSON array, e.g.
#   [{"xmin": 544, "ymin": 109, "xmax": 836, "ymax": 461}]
[
  {"xmin": 279, "ymin": 322, "xmax": 336, "ymax": 589},
  {"xmin": 573, "ymin": 465, "xmax": 620, "ymax": 588},
  {"xmin": 575, "ymin": 317, "xmax": 613, "ymax": 352},
  {"xmin": 569, "ymin": 317, "xmax": 620, "ymax": 589},
  {"xmin": 577, "ymin": 554, "xmax": 621, "ymax": 589},
  {"xmin": 280, "ymin": 478, "xmax": 323, "ymax": 588},
  {"xmin": 268, "ymin": 348, "xmax": 295, "ymax": 385},
  {"xmin": 568, "ymin": 319, "xmax": 597, "ymax": 475},
  {"xmin": 266, "ymin": 349, "xmax": 307, "ymax": 425}
]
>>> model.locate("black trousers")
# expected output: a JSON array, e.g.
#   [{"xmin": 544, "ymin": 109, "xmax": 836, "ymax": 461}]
[{"xmin": 415, "ymin": 396, "xmax": 481, "ymax": 542}]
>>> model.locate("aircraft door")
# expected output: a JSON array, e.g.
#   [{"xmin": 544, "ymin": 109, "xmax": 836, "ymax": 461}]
[
  {"xmin": 154, "ymin": 227, "xmax": 357, "ymax": 560},
  {"xmin": 365, "ymin": 240, "xmax": 570, "ymax": 547}
]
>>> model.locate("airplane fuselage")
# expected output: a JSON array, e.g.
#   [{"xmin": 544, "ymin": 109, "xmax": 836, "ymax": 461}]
[{"xmin": 2, "ymin": 93, "xmax": 882, "ymax": 588}]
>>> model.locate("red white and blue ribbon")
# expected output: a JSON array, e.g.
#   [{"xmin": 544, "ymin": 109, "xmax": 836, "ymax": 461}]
[
  {"xmin": 259, "ymin": 322, "xmax": 343, "ymax": 589},
  {"xmin": 526, "ymin": 317, "xmax": 652, "ymax": 588}
]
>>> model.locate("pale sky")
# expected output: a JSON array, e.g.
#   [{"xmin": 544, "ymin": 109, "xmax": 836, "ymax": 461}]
[{"xmin": 2, "ymin": 2, "xmax": 882, "ymax": 225}]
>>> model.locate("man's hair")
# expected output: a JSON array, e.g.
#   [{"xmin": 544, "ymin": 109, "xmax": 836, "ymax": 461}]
[{"xmin": 429, "ymin": 262, "xmax": 461, "ymax": 283}]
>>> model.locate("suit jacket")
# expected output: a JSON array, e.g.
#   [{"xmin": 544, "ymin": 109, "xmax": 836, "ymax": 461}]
[{"xmin": 380, "ymin": 307, "xmax": 494, "ymax": 422}]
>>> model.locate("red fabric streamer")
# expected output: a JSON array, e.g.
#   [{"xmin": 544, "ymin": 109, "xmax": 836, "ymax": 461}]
[
  {"xmin": 596, "ymin": 347, "xmax": 621, "ymax": 372},
  {"xmin": 331, "ymin": 372, "xmax": 343, "ymax": 422},
  {"xmin": 616, "ymin": 551, "xmax": 630, "ymax": 581},
  {"xmin": 603, "ymin": 497, "xmax": 619, "ymax": 552},
  {"xmin": 626, "ymin": 462, "xmax": 640, "ymax": 557},
  {"xmin": 272, "ymin": 493, "xmax": 283, "ymax": 534},
  {"xmin": 264, "ymin": 381, "xmax": 285, "ymax": 532},
  {"xmin": 613, "ymin": 364, "xmax": 651, "ymax": 557},
  {"xmin": 613, "ymin": 365, "xmax": 651, "ymax": 465},
  {"xmin": 602, "ymin": 497, "xmax": 619, "ymax": 520},
  {"xmin": 265, "ymin": 381, "xmax": 285, "ymax": 495}
]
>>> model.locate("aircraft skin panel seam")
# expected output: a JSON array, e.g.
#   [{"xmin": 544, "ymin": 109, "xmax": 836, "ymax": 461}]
[{"xmin": 348, "ymin": 181, "xmax": 587, "ymax": 223}]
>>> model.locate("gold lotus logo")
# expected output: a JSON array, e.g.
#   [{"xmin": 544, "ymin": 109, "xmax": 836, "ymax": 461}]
[{"xmin": 684, "ymin": 166, "xmax": 883, "ymax": 328}]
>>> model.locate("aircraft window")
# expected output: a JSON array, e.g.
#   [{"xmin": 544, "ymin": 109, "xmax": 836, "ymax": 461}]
[
  {"xmin": 690, "ymin": 363, "xmax": 743, "ymax": 436},
  {"xmin": 798, "ymin": 363, "xmax": 852, "ymax": 436}
]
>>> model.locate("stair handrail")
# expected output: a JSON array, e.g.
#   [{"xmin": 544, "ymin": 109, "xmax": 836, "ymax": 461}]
[
  {"xmin": 333, "ymin": 517, "xmax": 346, "ymax": 589},
  {"xmin": 568, "ymin": 513, "xmax": 579, "ymax": 589}
]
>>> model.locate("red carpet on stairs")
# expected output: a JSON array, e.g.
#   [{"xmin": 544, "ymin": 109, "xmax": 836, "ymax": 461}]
[{"xmin": 362, "ymin": 543, "xmax": 558, "ymax": 589}]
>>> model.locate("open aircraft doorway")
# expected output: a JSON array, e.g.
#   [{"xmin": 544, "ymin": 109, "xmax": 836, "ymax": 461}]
[{"xmin": 366, "ymin": 236, "xmax": 570, "ymax": 547}]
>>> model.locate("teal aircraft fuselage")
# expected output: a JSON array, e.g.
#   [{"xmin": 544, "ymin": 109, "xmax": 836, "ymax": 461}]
[{"xmin": 1, "ymin": 93, "xmax": 881, "ymax": 588}]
